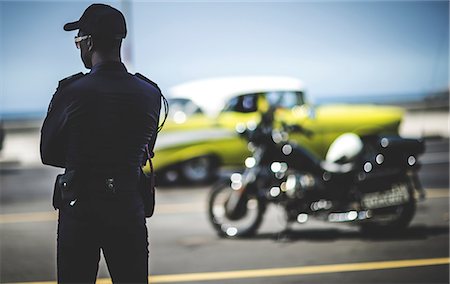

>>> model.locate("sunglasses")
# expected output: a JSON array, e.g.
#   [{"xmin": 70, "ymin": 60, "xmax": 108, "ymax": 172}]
[{"xmin": 74, "ymin": 35, "xmax": 91, "ymax": 49}]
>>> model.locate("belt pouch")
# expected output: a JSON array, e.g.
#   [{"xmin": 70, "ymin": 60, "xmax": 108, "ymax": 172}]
[
  {"xmin": 57, "ymin": 170, "xmax": 77, "ymax": 203},
  {"xmin": 139, "ymin": 167, "xmax": 155, "ymax": 218}
]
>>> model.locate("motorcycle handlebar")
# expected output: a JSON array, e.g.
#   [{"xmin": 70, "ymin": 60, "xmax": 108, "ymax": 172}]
[
  {"xmin": 236, "ymin": 121, "xmax": 314, "ymax": 144},
  {"xmin": 236, "ymin": 108, "xmax": 314, "ymax": 141},
  {"xmin": 281, "ymin": 122, "xmax": 314, "ymax": 138}
]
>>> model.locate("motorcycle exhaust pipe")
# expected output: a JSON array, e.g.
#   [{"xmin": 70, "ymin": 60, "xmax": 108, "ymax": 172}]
[
  {"xmin": 294, "ymin": 210, "xmax": 372, "ymax": 224},
  {"xmin": 327, "ymin": 210, "xmax": 372, "ymax": 223}
]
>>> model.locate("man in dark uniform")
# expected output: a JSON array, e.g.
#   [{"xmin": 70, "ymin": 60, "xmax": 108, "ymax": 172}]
[{"xmin": 40, "ymin": 4, "xmax": 161, "ymax": 283}]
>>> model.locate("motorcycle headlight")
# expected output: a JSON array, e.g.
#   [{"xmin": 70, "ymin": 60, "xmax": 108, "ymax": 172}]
[
  {"xmin": 230, "ymin": 173, "xmax": 242, "ymax": 183},
  {"xmin": 245, "ymin": 157, "xmax": 256, "ymax": 168}
]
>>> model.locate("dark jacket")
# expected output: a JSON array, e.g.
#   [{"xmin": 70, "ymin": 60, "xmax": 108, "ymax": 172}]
[{"xmin": 40, "ymin": 62, "xmax": 161, "ymax": 175}]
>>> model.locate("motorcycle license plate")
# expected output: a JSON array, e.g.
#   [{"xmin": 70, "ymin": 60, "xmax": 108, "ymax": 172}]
[{"xmin": 361, "ymin": 183, "xmax": 410, "ymax": 210}]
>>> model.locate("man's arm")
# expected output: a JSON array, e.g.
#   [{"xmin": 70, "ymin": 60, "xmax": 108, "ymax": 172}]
[
  {"xmin": 134, "ymin": 72, "xmax": 164, "ymax": 157},
  {"xmin": 40, "ymin": 91, "xmax": 69, "ymax": 168},
  {"xmin": 40, "ymin": 73, "xmax": 84, "ymax": 168}
]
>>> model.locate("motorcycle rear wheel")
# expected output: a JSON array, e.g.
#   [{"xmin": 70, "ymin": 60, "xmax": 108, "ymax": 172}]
[
  {"xmin": 359, "ymin": 188, "xmax": 416, "ymax": 234},
  {"xmin": 208, "ymin": 180, "xmax": 266, "ymax": 237}
]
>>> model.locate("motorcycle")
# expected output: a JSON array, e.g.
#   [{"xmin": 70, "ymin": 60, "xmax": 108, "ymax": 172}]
[{"xmin": 208, "ymin": 109, "xmax": 425, "ymax": 237}]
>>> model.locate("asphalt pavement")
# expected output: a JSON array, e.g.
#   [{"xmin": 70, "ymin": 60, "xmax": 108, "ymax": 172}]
[{"xmin": 0, "ymin": 139, "xmax": 448, "ymax": 283}]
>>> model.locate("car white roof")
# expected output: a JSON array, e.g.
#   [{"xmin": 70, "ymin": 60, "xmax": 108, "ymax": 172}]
[{"xmin": 168, "ymin": 76, "xmax": 305, "ymax": 117}]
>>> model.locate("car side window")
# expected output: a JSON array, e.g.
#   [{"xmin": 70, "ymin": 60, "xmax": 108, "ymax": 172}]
[
  {"xmin": 222, "ymin": 92, "xmax": 304, "ymax": 113},
  {"xmin": 168, "ymin": 98, "xmax": 203, "ymax": 119},
  {"xmin": 280, "ymin": 91, "xmax": 305, "ymax": 108},
  {"xmin": 266, "ymin": 91, "xmax": 305, "ymax": 109},
  {"xmin": 223, "ymin": 94, "xmax": 258, "ymax": 113}
]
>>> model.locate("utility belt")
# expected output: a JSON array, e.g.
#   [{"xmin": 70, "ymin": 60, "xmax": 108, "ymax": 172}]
[{"xmin": 52, "ymin": 168, "xmax": 141, "ymax": 209}]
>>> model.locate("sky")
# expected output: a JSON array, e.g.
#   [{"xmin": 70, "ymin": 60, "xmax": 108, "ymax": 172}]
[{"xmin": 0, "ymin": 0, "xmax": 448, "ymax": 117}]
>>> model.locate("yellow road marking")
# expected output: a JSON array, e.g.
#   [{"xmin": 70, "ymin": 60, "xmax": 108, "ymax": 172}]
[
  {"xmin": 0, "ymin": 211, "xmax": 57, "ymax": 224},
  {"xmin": 7, "ymin": 257, "xmax": 450, "ymax": 284},
  {"xmin": 0, "ymin": 188, "xmax": 447, "ymax": 224},
  {"xmin": 426, "ymin": 189, "xmax": 450, "ymax": 199}
]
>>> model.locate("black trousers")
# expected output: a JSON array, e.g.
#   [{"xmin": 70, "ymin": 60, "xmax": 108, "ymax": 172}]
[{"xmin": 57, "ymin": 189, "xmax": 149, "ymax": 283}]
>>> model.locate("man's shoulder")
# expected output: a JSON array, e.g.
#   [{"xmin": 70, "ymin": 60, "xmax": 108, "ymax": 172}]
[
  {"xmin": 134, "ymin": 73, "xmax": 161, "ymax": 93},
  {"xmin": 57, "ymin": 72, "xmax": 85, "ymax": 90}
]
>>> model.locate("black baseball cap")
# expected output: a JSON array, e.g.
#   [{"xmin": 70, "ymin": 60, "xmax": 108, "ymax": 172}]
[{"xmin": 64, "ymin": 4, "xmax": 127, "ymax": 39}]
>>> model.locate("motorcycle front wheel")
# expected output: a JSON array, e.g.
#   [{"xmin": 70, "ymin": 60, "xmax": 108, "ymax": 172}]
[{"xmin": 208, "ymin": 180, "xmax": 266, "ymax": 238}]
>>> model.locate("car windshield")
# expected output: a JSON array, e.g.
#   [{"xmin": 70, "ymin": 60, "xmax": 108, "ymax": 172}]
[
  {"xmin": 222, "ymin": 91, "xmax": 305, "ymax": 113},
  {"xmin": 168, "ymin": 98, "xmax": 203, "ymax": 122}
]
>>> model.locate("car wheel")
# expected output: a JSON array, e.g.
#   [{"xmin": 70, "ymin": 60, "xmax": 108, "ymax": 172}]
[{"xmin": 181, "ymin": 156, "xmax": 218, "ymax": 184}]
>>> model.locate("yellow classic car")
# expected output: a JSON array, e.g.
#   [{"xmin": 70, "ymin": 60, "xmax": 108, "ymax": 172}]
[{"xmin": 147, "ymin": 76, "xmax": 403, "ymax": 184}]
